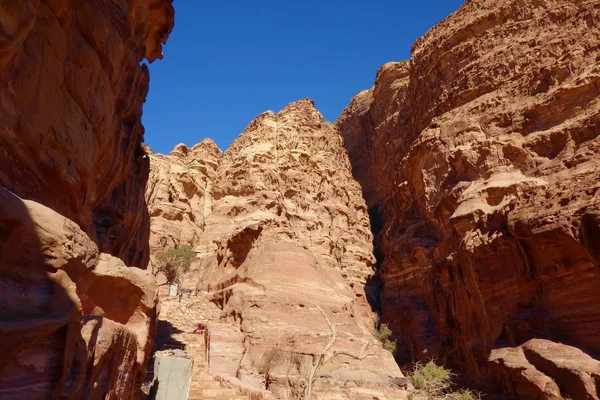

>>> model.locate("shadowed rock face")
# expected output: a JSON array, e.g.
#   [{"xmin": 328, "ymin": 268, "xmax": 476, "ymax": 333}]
[
  {"xmin": 0, "ymin": 0, "xmax": 174, "ymax": 268},
  {"xmin": 0, "ymin": 1, "xmax": 173, "ymax": 398},
  {"xmin": 147, "ymin": 100, "xmax": 409, "ymax": 399},
  {"xmin": 0, "ymin": 188, "xmax": 158, "ymax": 399},
  {"xmin": 337, "ymin": 0, "xmax": 600, "ymax": 394}
]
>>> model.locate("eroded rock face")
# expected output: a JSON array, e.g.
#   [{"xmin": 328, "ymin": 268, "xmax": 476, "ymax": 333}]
[
  {"xmin": 145, "ymin": 139, "xmax": 222, "ymax": 255},
  {"xmin": 0, "ymin": 188, "xmax": 157, "ymax": 399},
  {"xmin": 0, "ymin": 1, "xmax": 173, "ymax": 398},
  {"xmin": 490, "ymin": 339, "xmax": 600, "ymax": 399},
  {"xmin": 147, "ymin": 100, "xmax": 407, "ymax": 399},
  {"xmin": 0, "ymin": 0, "xmax": 174, "ymax": 268},
  {"xmin": 338, "ymin": 0, "xmax": 600, "ymax": 390}
]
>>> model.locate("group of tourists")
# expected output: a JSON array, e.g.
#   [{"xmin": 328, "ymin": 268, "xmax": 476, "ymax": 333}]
[{"xmin": 177, "ymin": 287, "xmax": 197, "ymax": 302}]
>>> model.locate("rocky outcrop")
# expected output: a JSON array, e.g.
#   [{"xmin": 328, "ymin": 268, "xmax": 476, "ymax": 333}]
[
  {"xmin": 0, "ymin": 1, "xmax": 173, "ymax": 398},
  {"xmin": 0, "ymin": 188, "xmax": 157, "ymax": 399},
  {"xmin": 490, "ymin": 339, "xmax": 600, "ymax": 399},
  {"xmin": 338, "ymin": 0, "xmax": 600, "ymax": 393},
  {"xmin": 145, "ymin": 140, "xmax": 221, "ymax": 255},
  {"xmin": 0, "ymin": 0, "xmax": 174, "ymax": 268},
  {"xmin": 146, "ymin": 100, "xmax": 408, "ymax": 399}
]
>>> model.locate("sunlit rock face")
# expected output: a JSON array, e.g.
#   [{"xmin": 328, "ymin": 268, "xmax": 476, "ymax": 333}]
[
  {"xmin": 337, "ymin": 0, "xmax": 600, "ymax": 394},
  {"xmin": 145, "ymin": 139, "xmax": 222, "ymax": 255},
  {"xmin": 0, "ymin": 0, "xmax": 173, "ymax": 398},
  {"xmin": 146, "ymin": 100, "xmax": 409, "ymax": 399}
]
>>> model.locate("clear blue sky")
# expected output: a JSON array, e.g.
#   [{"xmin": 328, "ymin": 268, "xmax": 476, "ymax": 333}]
[{"xmin": 143, "ymin": 0, "xmax": 464, "ymax": 154}]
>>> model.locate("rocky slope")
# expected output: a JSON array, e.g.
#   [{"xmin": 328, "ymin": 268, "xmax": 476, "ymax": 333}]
[
  {"xmin": 147, "ymin": 100, "xmax": 408, "ymax": 399},
  {"xmin": 0, "ymin": 1, "xmax": 173, "ymax": 398},
  {"xmin": 337, "ymin": 0, "xmax": 600, "ymax": 396}
]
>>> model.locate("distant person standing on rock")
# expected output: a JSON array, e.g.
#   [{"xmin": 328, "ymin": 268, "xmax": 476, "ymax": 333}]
[
  {"xmin": 187, "ymin": 289, "xmax": 191, "ymax": 298},
  {"xmin": 178, "ymin": 288, "xmax": 183, "ymax": 303}
]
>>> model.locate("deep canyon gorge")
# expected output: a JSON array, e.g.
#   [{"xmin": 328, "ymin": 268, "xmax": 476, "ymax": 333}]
[{"xmin": 1, "ymin": 0, "xmax": 599, "ymax": 399}]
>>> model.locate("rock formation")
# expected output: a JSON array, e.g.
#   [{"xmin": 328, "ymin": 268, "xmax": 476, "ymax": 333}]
[
  {"xmin": 147, "ymin": 100, "xmax": 408, "ymax": 399},
  {"xmin": 337, "ymin": 0, "xmax": 600, "ymax": 396},
  {"xmin": 145, "ymin": 140, "xmax": 221, "ymax": 255},
  {"xmin": 0, "ymin": 188, "xmax": 158, "ymax": 399},
  {"xmin": 490, "ymin": 339, "xmax": 600, "ymax": 399},
  {"xmin": 0, "ymin": 1, "xmax": 173, "ymax": 398},
  {"xmin": 0, "ymin": 0, "xmax": 174, "ymax": 268}
]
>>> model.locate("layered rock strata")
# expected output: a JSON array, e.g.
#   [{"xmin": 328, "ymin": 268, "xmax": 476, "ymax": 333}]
[
  {"xmin": 337, "ymin": 0, "xmax": 600, "ymax": 394},
  {"xmin": 147, "ymin": 100, "xmax": 408, "ymax": 399},
  {"xmin": 0, "ymin": 0, "xmax": 173, "ymax": 398}
]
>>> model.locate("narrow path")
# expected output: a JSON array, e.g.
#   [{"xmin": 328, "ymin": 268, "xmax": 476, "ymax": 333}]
[{"xmin": 144, "ymin": 292, "xmax": 250, "ymax": 399}]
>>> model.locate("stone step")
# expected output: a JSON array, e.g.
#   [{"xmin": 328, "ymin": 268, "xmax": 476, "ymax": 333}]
[
  {"xmin": 189, "ymin": 379, "xmax": 217, "ymax": 387},
  {"xmin": 190, "ymin": 374, "xmax": 213, "ymax": 381},
  {"xmin": 188, "ymin": 397, "xmax": 250, "ymax": 400},
  {"xmin": 190, "ymin": 387, "xmax": 239, "ymax": 397}
]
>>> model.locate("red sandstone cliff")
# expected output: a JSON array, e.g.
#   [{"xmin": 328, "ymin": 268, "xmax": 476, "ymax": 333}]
[
  {"xmin": 338, "ymin": 0, "xmax": 600, "ymax": 396},
  {"xmin": 0, "ymin": 1, "xmax": 174, "ymax": 398},
  {"xmin": 0, "ymin": 0, "xmax": 174, "ymax": 268}
]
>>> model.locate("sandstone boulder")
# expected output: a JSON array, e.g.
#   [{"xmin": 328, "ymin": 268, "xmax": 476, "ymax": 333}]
[
  {"xmin": 490, "ymin": 339, "xmax": 600, "ymax": 399},
  {"xmin": 0, "ymin": 187, "xmax": 158, "ymax": 399}
]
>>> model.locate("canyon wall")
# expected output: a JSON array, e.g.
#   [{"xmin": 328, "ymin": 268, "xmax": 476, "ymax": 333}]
[
  {"xmin": 338, "ymin": 0, "xmax": 600, "ymax": 395},
  {"xmin": 147, "ymin": 100, "xmax": 409, "ymax": 399},
  {"xmin": 0, "ymin": 1, "xmax": 173, "ymax": 398},
  {"xmin": 0, "ymin": 0, "xmax": 174, "ymax": 267}
]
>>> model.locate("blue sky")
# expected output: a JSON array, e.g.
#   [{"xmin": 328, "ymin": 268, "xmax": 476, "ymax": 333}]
[{"xmin": 143, "ymin": 0, "xmax": 464, "ymax": 154}]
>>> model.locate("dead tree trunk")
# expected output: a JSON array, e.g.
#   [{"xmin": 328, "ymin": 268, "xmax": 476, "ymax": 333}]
[{"xmin": 303, "ymin": 306, "xmax": 375, "ymax": 400}]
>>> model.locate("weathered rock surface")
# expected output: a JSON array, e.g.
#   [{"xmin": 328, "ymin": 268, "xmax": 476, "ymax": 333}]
[
  {"xmin": 146, "ymin": 100, "xmax": 408, "ymax": 399},
  {"xmin": 0, "ymin": 187, "xmax": 157, "ymax": 399},
  {"xmin": 145, "ymin": 139, "xmax": 221, "ymax": 255},
  {"xmin": 0, "ymin": 0, "xmax": 174, "ymax": 268},
  {"xmin": 0, "ymin": 1, "xmax": 173, "ymax": 398},
  {"xmin": 490, "ymin": 339, "xmax": 600, "ymax": 399},
  {"xmin": 338, "ymin": 0, "xmax": 600, "ymax": 392}
]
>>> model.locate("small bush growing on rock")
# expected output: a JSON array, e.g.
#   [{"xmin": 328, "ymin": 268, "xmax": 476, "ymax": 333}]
[
  {"xmin": 408, "ymin": 361, "xmax": 480, "ymax": 400},
  {"xmin": 410, "ymin": 361, "xmax": 451, "ymax": 394},
  {"xmin": 446, "ymin": 390, "xmax": 479, "ymax": 400},
  {"xmin": 374, "ymin": 323, "xmax": 397, "ymax": 354},
  {"xmin": 154, "ymin": 244, "xmax": 196, "ymax": 284}
]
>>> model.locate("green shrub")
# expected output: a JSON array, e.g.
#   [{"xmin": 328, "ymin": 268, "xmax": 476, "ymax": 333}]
[
  {"xmin": 410, "ymin": 361, "xmax": 451, "ymax": 394},
  {"xmin": 374, "ymin": 323, "xmax": 397, "ymax": 354},
  {"xmin": 446, "ymin": 389, "xmax": 479, "ymax": 400},
  {"xmin": 154, "ymin": 245, "xmax": 196, "ymax": 284},
  {"xmin": 408, "ymin": 361, "xmax": 480, "ymax": 399}
]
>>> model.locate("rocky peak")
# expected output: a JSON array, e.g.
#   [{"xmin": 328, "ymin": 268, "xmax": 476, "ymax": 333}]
[
  {"xmin": 204, "ymin": 98, "xmax": 374, "ymax": 284},
  {"xmin": 145, "ymin": 99, "xmax": 407, "ymax": 399}
]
